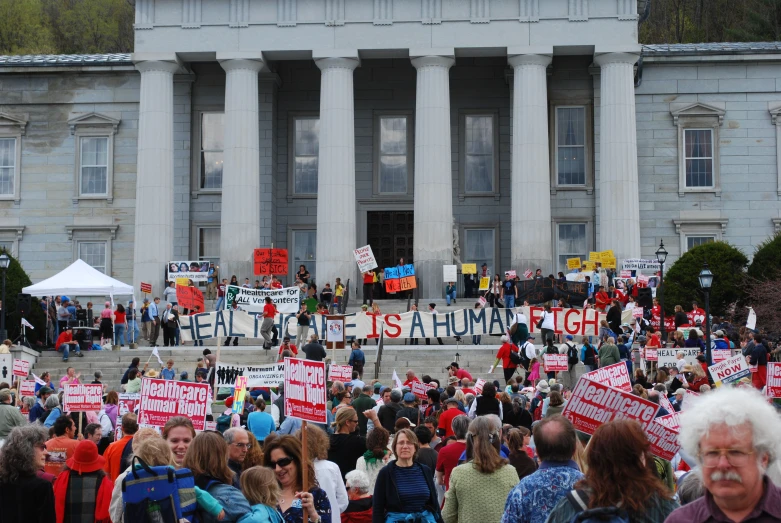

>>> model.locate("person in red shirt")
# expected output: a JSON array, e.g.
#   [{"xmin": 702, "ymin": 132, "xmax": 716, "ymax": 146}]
[
  {"xmin": 362, "ymin": 270, "xmax": 375, "ymax": 306},
  {"xmin": 402, "ymin": 370, "xmax": 420, "ymax": 388},
  {"xmin": 260, "ymin": 297, "xmax": 276, "ymax": 350},
  {"xmin": 447, "ymin": 362, "xmax": 473, "ymax": 382},
  {"xmin": 55, "ymin": 328, "xmax": 81, "ymax": 362},
  {"xmin": 278, "ymin": 336, "xmax": 298, "ymax": 358},
  {"xmin": 646, "ymin": 326, "xmax": 661, "ymax": 348},
  {"xmin": 435, "ymin": 413, "xmax": 469, "ymax": 490},
  {"xmin": 595, "ymin": 286, "xmax": 611, "ymax": 311},
  {"xmin": 491, "ymin": 336, "xmax": 519, "ymax": 383},
  {"xmin": 270, "ymin": 276, "xmax": 283, "ymax": 290},
  {"xmin": 437, "ymin": 398, "xmax": 466, "ymax": 439}
]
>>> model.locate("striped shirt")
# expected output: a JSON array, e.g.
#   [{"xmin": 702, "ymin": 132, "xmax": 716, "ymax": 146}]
[{"xmin": 393, "ymin": 464, "xmax": 429, "ymax": 514}]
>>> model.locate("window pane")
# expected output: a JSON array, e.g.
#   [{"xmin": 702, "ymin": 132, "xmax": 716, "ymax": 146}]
[
  {"xmin": 380, "ymin": 117, "xmax": 406, "ymax": 155},
  {"xmin": 557, "ymin": 108, "xmax": 586, "ymax": 185},
  {"xmin": 80, "ymin": 137, "xmax": 108, "ymax": 195},
  {"xmin": 557, "ymin": 223, "xmax": 587, "ymax": 272},
  {"xmin": 294, "ymin": 118, "xmax": 320, "ymax": 194},
  {"xmin": 294, "ymin": 157, "xmax": 318, "ymax": 194},
  {"xmin": 684, "ymin": 129, "xmax": 714, "ymax": 188},
  {"xmin": 81, "ymin": 167, "xmax": 107, "ymax": 194},
  {"xmin": 465, "ymin": 155, "xmax": 493, "ymax": 192},
  {"xmin": 202, "ymin": 113, "xmax": 224, "ymax": 151},
  {"xmin": 79, "ymin": 242, "xmax": 107, "ymax": 274},
  {"xmin": 199, "ymin": 228, "xmax": 220, "ymax": 267},
  {"xmin": 0, "ymin": 138, "xmax": 16, "ymax": 168},
  {"xmin": 295, "ymin": 119, "xmax": 320, "ymax": 156},
  {"xmin": 557, "ymin": 108, "xmax": 585, "ymax": 146},
  {"xmin": 201, "ymin": 151, "xmax": 224, "ymax": 189},
  {"xmin": 465, "ymin": 115, "xmax": 494, "ymax": 193},
  {"xmin": 687, "ymin": 236, "xmax": 715, "ymax": 250},
  {"xmin": 465, "ymin": 229, "xmax": 494, "ymax": 270},
  {"xmin": 81, "ymin": 137, "xmax": 108, "ymax": 166},
  {"xmin": 0, "ymin": 167, "xmax": 13, "ymax": 196},
  {"xmin": 379, "ymin": 156, "xmax": 407, "ymax": 193},
  {"xmin": 466, "ymin": 116, "xmax": 493, "ymax": 155},
  {"xmin": 293, "ymin": 230, "xmax": 317, "ymax": 282},
  {"xmin": 685, "ymin": 130, "xmax": 712, "ymax": 158},
  {"xmin": 557, "ymin": 147, "xmax": 585, "ymax": 185},
  {"xmin": 685, "ymin": 159, "xmax": 713, "ymax": 188}
]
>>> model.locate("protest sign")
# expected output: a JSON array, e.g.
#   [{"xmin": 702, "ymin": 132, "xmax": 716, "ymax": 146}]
[
  {"xmin": 637, "ymin": 274, "xmax": 649, "ymax": 285},
  {"xmin": 621, "ymin": 259, "xmax": 663, "ymax": 271},
  {"xmin": 658, "ymin": 348, "xmax": 699, "ymax": 368},
  {"xmin": 656, "ymin": 413, "xmax": 681, "ymax": 431},
  {"xmin": 543, "ymin": 354, "xmax": 568, "ymax": 373},
  {"xmin": 589, "ymin": 252, "xmax": 601, "ymax": 262},
  {"xmin": 63, "ymin": 384, "xmax": 103, "ymax": 412},
  {"xmin": 478, "ymin": 277, "xmax": 489, "ymax": 291},
  {"xmin": 328, "ymin": 364, "xmax": 352, "ymax": 382},
  {"xmin": 232, "ymin": 376, "xmax": 248, "ymax": 415},
  {"xmin": 747, "ymin": 307, "xmax": 757, "ymax": 330},
  {"xmin": 524, "ymin": 269, "xmax": 533, "ymax": 279},
  {"xmin": 443, "ymin": 265, "xmax": 457, "ymax": 282},
  {"xmin": 384, "ymin": 265, "xmax": 416, "ymax": 292},
  {"xmin": 658, "ymin": 393, "xmax": 677, "ymax": 418},
  {"xmin": 215, "ymin": 362, "xmax": 285, "ymax": 388},
  {"xmin": 567, "ymin": 258, "xmax": 582, "ymax": 270},
  {"xmin": 225, "ymin": 285, "xmax": 300, "ymax": 314},
  {"xmin": 712, "ymin": 349, "xmax": 730, "ymax": 364},
  {"xmin": 644, "ymin": 348, "xmax": 658, "ymax": 362},
  {"xmin": 461, "ymin": 263, "xmax": 477, "ymax": 274},
  {"xmin": 632, "ymin": 307, "xmax": 644, "ymax": 318},
  {"xmin": 140, "ymin": 282, "xmax": 152, "ymax": 294},
  {"xmin": 505, "ymin": 270, "xmax": 517, "ymax": 279},
  {"xmin": 765, "ymin": 362, "xmax": 781, "ymax": 398},
  {"xmin": 326, "ymin": 317, "xmax": 345, "ymax": 343},
  {"xmin": 284, "ymin": 358, "xmax": 327, "ymax": 423},
  {"xmin": 175, "ymin": 277, "xmax": 190, "ymax": 286},
  {"xmin": 708, "ymin": 353, "xmax": 750, "ymax": 385},
  {"xmin": 646, "ymin": 420, "xmax": 680, "ymax": 461},
  {"xmin": 138, "ymin": 379, "xmax": 210, "ymax": 430},
  {"xmin": 599, "ymin": 250, "xmax": 614, "ymax": 259},
  {"xmin": 620, "ymin": 270, "xmax": 633, "ymax": 278},
  {"xmin": 12, "ymin": 359, "xmax": 29, "ymax": 378},
  {"xmin": 583, "ymin": 261, "xmax": 596, "ymax": 271},
  {"xmin": 584, "ymin": 363, "xmax": 632, "ymax": 392},
  {"xmin": 478, "ymin": 296, "xmax": 487, "ymax": 307},
  {"xmin": 411, "ymin": 381, "xmax": 435, "ymax": 400},
  {"xmin": 602, "ymin": 257, "xmax": 617, "ymax": 269},
  {"xmin": 474, "ymin": 379, "xmax": 486, "ymax": 395},
  {"xmin": 116, "ymin": 393, "xmax": 141, "ymax": 437},
  {"xmin": 562, "ymin": 377, "xmax": 659, "ymax": 435},
  {"xmin": 177, "ymin": 285, "xmax": 205, "ymax": 312},
  {"xmin": 353, "ymin": 245, "xmax": 378, "ymax": 272},
  {"xmin": 168, "ymin": 261, "xmax": 210, "ymax": 282},
  {"xmin": 254, "ymin": 248, "xmax": 289, "ymax": 275},
  {"xmin": 19, "ymin": 379, "xmax": 36, "ymax": 397}
]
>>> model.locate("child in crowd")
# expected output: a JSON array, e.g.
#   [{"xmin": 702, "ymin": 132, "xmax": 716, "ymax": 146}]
[
  {"xmin": 161, "ymin": 359, "xmax": 176, "ymax": 380},
  {"xmin": 240, "ymin": 466, "xmax": 284, "ymax": 523},
  {"xmin": 334, "ymin": 278, "xmax": 344, "ymax": 306}
]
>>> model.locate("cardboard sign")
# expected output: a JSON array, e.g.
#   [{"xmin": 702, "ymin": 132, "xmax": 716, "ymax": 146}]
[
  {"xmin": 584, "ymin": 363, "xmax": 632, "ymax": 392},
  {"xmin": 621, "ymin": 259, "xmax": 663, "ymax": 271},
  {"xmin": 567, "ymin": 258, "xmax": 582, "ymax": 270},
  {"xmin": 620, "ymin": 270, "xmax": 633, "ymax": 278},
  {"xmin": 284, "ymin": 358, "xmax": 327, "ymax": 423},
  {"xmin": 225, "ymin": 285, "xmax": 300, "ymax": 314},
  {"xmin": 766, "ymin": 362, "xmax": 781, "ymax": 398},
  {"xmin": 588, "ymin": 252, "xmax": 601, "ymax": 262},
  {"xmin": 632, "ymin": 307, "xmax": 644, "ymax": 318},
  {"xmin": 583, "ymin": 261, "xmax": 596, "ymax": 271},
  {"xmin": 505, "ymin": 270, "xmax": 517, "ymax": 279},
  {"xmin": 712, "ymin": 349, "xmax": 730, "ymax": 364},
  {"xmin": 647, "ymin": 419, "xmax": 680, "ymax": 461},
  {"xmin": 644, "ymin": 348, "xmax": 658, "ymax": 362},
  {"xmin": 62, "ymin": 384, "xmax": 103, "ymax": 412},
  {"xmin": 657, "ymin": 348, "xmax": 700, "ymax": 369},
  {"xmin": 461, "ymin": 263, "xmax": 477, "ymax": 274},
  {"xmin": 411, "ymin": 380, "xmax": 435, "ymax": 400},
  {"xmin": 443, "ymin": 265, "xmax": 457, "ymax": 282},
  {"xmin": 168, "ymin": 260, "xmax": 210, "ymax": 282},
  {"xmin": 232, "ymin": 376, "xmax": 248, "ymax": 415},
  {"xmin": 602, "ymin": 257, "xmax": 617, "ymax": 269},
  {"xmin": 543, "ymin": 354, "xmax": 568, "ymax": 372},
  {"xmin": 177, "ymin": 285, "xmax": 205, "ymax": 313},
  {"xmin": 354, "ymin": 245, "xmax": 378, "ymax": 272},
  {"xmin": 658, "ymin": 393, "xmax": 677, "ymax": 419},
  {"xmin": 656, "ymin": 412, "xmax": 681, "ymax": 432},
  {"xmin": 175, "ymin": 277, "xmax": 190, "ymax": 286},
  {"xmin": 12, "ymin": 359, "xmax": 29, "ymax": 378},
  {"xmin": 215, "ymin": 362, "xmax": 285, "ymax": 388},
  {"xmin": 328, "ymin": 364, "xmax": 353, "ymax": 382},
  {"xmin": 384, "ymin": 265, "xmax": 416, "ymax": 292},
  {"xmin": 138, "ymin": 378, "xmax": 210, "ymax": 431},
  {"xmin": 140, "ymin": 282, "xmax": 152, "ymax": 294},
  {"xmin": 326, "ymin": 317, "xmax": 345, "ymax": 344},
  {"xmin": 524, "ymin": 269, "xmax": 533, "ymax": 279},
  {"xmin": 478, "ymin": 277, "xmax": 489, "ymax": 291},
  {"xmin": 478, "ymin": 296, "xmax": 487, "ymax": 307},
  {"xmin": 474, "ymin": 379, "xmax": 486, "ymax": 395},
  {"xmin": 562, "ymin": 377, "xmax": 659, "ymax": 435},
  {"xmin": 19, "ymin": 379, "xmax": 36, "ymax": 397},
  {"xmin": 708, "ymin": 353, "xmax": 750, "ymax": 385},
  {"xmin": 254, "ymin": 248, "xmax": 289, "ymax": 275}
]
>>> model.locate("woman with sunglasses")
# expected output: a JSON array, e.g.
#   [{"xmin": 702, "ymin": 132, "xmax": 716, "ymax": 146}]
[
  {"xmin": 328, "ymin": 407, "xmax": 367, "ymax": 481},
  {"xmin": 263, "ymin": 435, "xmax": 332, "ymax": 523}
]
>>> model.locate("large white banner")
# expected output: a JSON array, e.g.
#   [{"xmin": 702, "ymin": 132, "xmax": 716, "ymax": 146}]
[
  {"xmin": 225, "ymin": 285, "xmax": 300, "ymax": 314},
  {"xmin": 621, "ymin": 259, "xmax": 664, "ymax": 272},
  {"xmin": 181, "ymin": 306, "xmax": 629, "ymax": 342},
  {"xmin": 215, "ymin": 362, "xmax": 285, "ymax": 388},
  {"xmin": 168, "ymin": 260, "xmax": 210, "ymax": 282}
]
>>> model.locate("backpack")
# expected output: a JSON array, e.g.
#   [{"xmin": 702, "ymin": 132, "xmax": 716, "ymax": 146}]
[
  {"xmin": 532, "ymin": 396, "xmax": 544, "ymax": 422},
  {"xmin": 566, "ymin": 489, "xmax": 630, "ymax": 523},
  {"xmin": 518, "ymin": 342, "xmax": 532, "ymax": 367},
  {"xmin": 119, "ymin": 436, "xmax": 135, "ymax": 474},
  {"xmin": 122, "ymin": 456, "xmax": 197, "ymax": 523},
  {"xmin": 509, "ymin": 348, "xmax": 523, "ymax": 365},
  {"xmin": 216, "ymin": 412, "xmax": 233, "ymax": 434},
  {"xmin": 566, "ymin": 343, "xmax": 579, "ymax": 365}
]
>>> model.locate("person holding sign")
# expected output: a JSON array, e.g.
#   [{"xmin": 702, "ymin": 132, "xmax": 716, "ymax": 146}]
[
  {"xmin": 749, "ymin": 333, "xmax": 769, "ymax": 390},
  {"xmin": 261, "ymin": 297, "xmax": 276, "ymax": 351}
]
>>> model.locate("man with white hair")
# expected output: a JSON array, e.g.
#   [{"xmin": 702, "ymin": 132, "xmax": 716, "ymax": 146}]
[
  {"xmin": 665, "ymin": 387, "xmax": 781, "ymax": 523},
  {"xmin": 676, "ymin": 351, "xmax": 687, "ymax": 374},
  {"xmin": 344, "ymin": 469, "xmax": 373, "ymax": 520}
]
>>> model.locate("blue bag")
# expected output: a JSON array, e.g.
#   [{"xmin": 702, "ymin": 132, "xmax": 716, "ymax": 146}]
[{"xmin": 121, "ymin": 456, "xmax": 197, "ymax": 523}]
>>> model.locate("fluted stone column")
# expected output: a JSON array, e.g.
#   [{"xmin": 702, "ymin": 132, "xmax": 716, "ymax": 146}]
[
  {"xmin": 132, "ymin": 56, "xmax": 180, "ymax": 296},
  {"xmin": 411, "ymin": 51, "xmax": 455, "ymax": 299},
  {"xmin": 509, "ymin": 51, "xmax": 553, "ymax": 274},
  {"xmin": 314, "ymin": 52, "xmax": 359, "ymax": 290},
  {"xmin": 595, "ymin": 51, "xmax": 641, "ymax": 259},
  {"xmin": 218, "ymin": 54, "xmax": 264, "ymax": 282}
]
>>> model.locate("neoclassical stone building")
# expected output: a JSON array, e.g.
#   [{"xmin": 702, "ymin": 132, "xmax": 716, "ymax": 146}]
[{"xmin": 1, "ymin": 0, "xmax": 780, "ymax": 298}]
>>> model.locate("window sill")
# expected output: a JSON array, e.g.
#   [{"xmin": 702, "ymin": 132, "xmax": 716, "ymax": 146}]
[
  {"xmin": 191, "ymin": 189, "xmax": 223, "ymax": 199},
  {"xmin": 72, "ymin": 195, "xmax": 113, "ymax": 204},
  {"xmin": 677, "ymin": 187, "xmax": 721, "ymax": 197},
  {"xmin": 0, "ymin": 195, "xmax": 20, "ymax": 204},
  {"xmin": 457, "ymin": 192, "xmax": 501, "ymax": 202},
  {"xmin": 551, "ymin": 185, "xmax": 593, "ymax": 195},
  {"xmin": 286, "ymin": 194, "xmax": 318, "ymax": 203}
]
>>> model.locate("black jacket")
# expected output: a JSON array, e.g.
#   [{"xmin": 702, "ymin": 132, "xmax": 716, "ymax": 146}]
[
  {"xmin": 0, "ymin": 474, "xmax": 55, "ymax": 523},
  {"xmin": 372, "ymin": 461, "xmax": 443, "ymax": 523},
  {"xmin": 606, "ymin": 305, "xmax": 622, "ymax": 335},
  {"xmin": 474, "ymin": 396, "xmax": 501, "ymax": 417},
  {"xmin": 328, "ymin": 432, "xmax": 367, "ymax": 480},
  {"xmin": 377, "ymin": 402, "xmax": 402, "ymax": 433}
]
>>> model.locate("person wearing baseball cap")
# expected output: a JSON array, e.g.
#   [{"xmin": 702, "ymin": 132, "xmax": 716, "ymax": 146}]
[
  {"xmin": 395, "ymin": 392, "xmax": 420, "ymax": 425},
  {"xmin": 53, "ymin": 440, "xmax": 112, "ymax": 521}
]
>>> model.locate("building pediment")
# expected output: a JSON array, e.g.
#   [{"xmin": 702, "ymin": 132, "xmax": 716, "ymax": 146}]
[
  {"xmin": 67, "ymin": 112, "xmax": 120, "ymax": 135},
  {"xmin": 0, "ymin": 112, "xmax": 28, "ymax": 135},
  {"xmin": 670, "ymin": 102, "xmax": 726, "ymax": 126}
]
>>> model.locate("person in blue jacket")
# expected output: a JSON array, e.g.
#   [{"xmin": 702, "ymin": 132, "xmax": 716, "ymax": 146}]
[{"xmin": 239, "ymin": 466, "xmax": 284, "ymax": 523}]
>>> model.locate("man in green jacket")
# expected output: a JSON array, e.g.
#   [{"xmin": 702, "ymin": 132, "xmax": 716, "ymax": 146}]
[
  {"xmin": 598, "ymin": 337, "xmax": 621, "ymax": 367},
  {"xmin": 351, "ymin": 384, "xmax": 376, "ymax": 436}
]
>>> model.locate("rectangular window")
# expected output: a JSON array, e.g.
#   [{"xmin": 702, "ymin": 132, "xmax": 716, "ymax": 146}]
[
  {"xmin": 198, "ymin": 227, "xmax": 220, "ymax": 268},
  {"xmin": 0, "ymin": 138, "xmax": 15, "ymax": 196},
  {"xmin": 78, "ymin": 242, "xmax": 107, "ymax": 274},
  {"xmin": 200, "ymin": 113, "xmax": 224, "ymax": 189},
  {"xmin": 79, "ymin": 137, "xmax": 109, "ymax": 195},
  {"xmin": 556, "ymin": 107, "xmax": 586, "ymax": 186},
  {"xmin": 686, "ymin": 235, "xmax": 715, "ymax": 251},
  {"xmin": 294, "ymin": 118, "xmax": 320, "ymax": 194},
  {"xmin": 464, "ymin": 229, "xmax": 495, "ymax": 272},
  {"xmin": 557, "ymin": 223, "xmax": 587, "ymax": 272},
  {"xmin": 684, "ymin": 129, "xmax": 713, "ymax": 188},
  {"xmin": 464, "ymin": 115, "xmax": 494, "ymax": 193},
  {"xmin": 378, "ymin": 116, "xmax": 408, "ymax": 194},
  {"xmin": 293, "ymin": 230, "xmax": 317, "ymax": 282}
]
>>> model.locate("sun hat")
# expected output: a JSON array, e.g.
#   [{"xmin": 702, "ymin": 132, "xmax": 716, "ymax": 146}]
[
  {"xmin": 145, "ymin": 369, "xmax": 159, "ymax": 378},
  {"xmin": 536, "ymin": 381, "xmax": 551, "ymax": 394},
  {"xmin": 399, "ymin": 416, "xmax": 417, "ymax": 427},
  {"xmin": 66, "ymin": 440, "xmax": 105, "ymax": 474}
]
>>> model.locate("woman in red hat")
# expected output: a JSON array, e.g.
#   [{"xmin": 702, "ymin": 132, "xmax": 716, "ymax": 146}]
[{"xmin": 52, "ymin": 440, "xmax": 114, "ymax": 523}]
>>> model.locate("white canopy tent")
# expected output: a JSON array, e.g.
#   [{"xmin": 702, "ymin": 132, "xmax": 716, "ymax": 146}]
[{"xmin": 23, "ymin": 259, "xmax": 134, "ymax": 298}]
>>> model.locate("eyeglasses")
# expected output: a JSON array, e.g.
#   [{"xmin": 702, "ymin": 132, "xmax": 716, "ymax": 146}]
[
  {"xmin": 269, "ymin": 456, "xmax": 294, "ymax": 469},
  {"xmin": 231, "ymin": 443, "xmax": 251, "ymax": 450},
  {"xmin": 700, "ymin": 448, "xmax": 755, "ymax": 468},
  {"xmin": 347, "ymin": 418, "xmax": 359, "ymax": 424}
]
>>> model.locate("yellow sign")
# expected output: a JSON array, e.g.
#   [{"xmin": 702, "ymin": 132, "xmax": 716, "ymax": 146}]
[
  {"xmin": 588, "ymin": 252, "xmax": 601, "ymax": 262},
  {"xmin": 599, "ymin": 250, "xmax": 615, "ymax": 260},
  {"xmin": 478, "ymin": 277, "xmax": 490, "ymax": 291},
  {"xmin": 567, "ymin": 258, "xmax": 582, "ymax": 270},
  {"xmin": 602, "ymin": 257, "xmax": 617, "ymax": 269},
  {"xmin": 583, "ymin": 261, "xmax": 596, "ymax": 271},
  {"xmin": 462, "ymin": 263, "xmax": 477, "ymax": 274},
  {"xmin": 175, "ymin": 277, "xmax": 189, "ymax": 286}
]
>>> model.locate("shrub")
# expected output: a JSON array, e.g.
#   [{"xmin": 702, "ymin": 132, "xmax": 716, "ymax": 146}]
[{"xmin": 747, "ymin": 232, "xmax": 781, "ymax": 281}]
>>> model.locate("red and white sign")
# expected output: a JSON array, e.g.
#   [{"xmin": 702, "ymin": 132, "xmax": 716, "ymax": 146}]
[
  {"xmin": 584, "ymin": 362, "xmax": 632, "ymax": 392},
  {"xmin": 328, "ymin": 364, "xmax": 353, "ymax": 382},
  {"xmin": 115, "ymin": 393, "xmax": 141, "ymax": 440},
  {"xmin": 63, "ymin": 384, "xmax": 103, "ymax": 412},
  {"xmin": 708, "ymin": 353, "xmax": 750, "ymax": 385},
  {"xmin": 474, "ymin": 379, "xmax": 486, "ymax": 395},
  {"xmin": 375, "ymin": 397, "xmax": 384, "ymax": 407},
  {"xmin": 644, "ymin": 348, "xmax": 658, "ymax": 362},
  {"xmin": 353, "ymin": 245, "xmax": 378, "ymax": 272},
  {"xmin": 140, "ymin": 282, "xmax": 152, "ymax": 294},
  {"xmin": 505, "ymin": 270, "xmax": 517, "ymax": 279},
  {"xmin": 524, "ymin": 269, "xmax": 533, "ymax": 279},
  {"xmin": 655, "ymin": 412, "xmax": 681, "ymax": 432},
  {"xmin": 284, "ymin": 358, "xmax": 327, "ymax": 423},
  {"xmin": 620, "ymin": 270, "xmax": 633, "ymax": 278},
  {"xmin": 658, "ymin": 394, "xmax": 676, "ymax": 419},
  {"xmin": 411, "ymin": 380, "xmax": 435, "ymax": 400},
  {"xmin": 19, "ymin": 379, "xmax": 36, "ymax": 397},
  {"xmin": 712, "ymin": 349, "xmax": 730, "ymax": 364},
  {"xmin": 562, "ymin": 377, "xmax": 659, "ymax": 435},
  {"xmin": 687, "ymin": 308, "xmax": 706, "ymax": 327},
  {"xmin": 138, "ymin": 378, "xmax": 210, "ymax": 431},
  {"xmin": 766, "ymin": 362, "xmax": 781, "ymax": 398},
  {"xmin": 646, "ymin": 420, "xmax": 680, "ymax": 461},
  {"xmin": 12, "ymin": 359, "xmax": 29, "ymax": 378},
  {"xmin": 632, "ymin": 307, "xmax": 644, "ymax": 318},
  {"xmin": 543, "ymin": 354, "xmax": 568, "ymax": 372}
]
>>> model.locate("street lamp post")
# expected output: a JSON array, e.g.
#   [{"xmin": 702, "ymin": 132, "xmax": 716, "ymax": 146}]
[
  {"xmin": 0, "ymin": 253, "xmax": 10, "ymax": 343},
  {"xmin": 655, "ymin": 240, "xmax": 668, "ymax": 343},
  {"xmin": 698, "ymin": 261, "xmax": 714, "ymax": 366}
]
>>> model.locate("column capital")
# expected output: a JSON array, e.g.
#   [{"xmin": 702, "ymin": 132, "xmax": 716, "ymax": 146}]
[
  {"xmin": 313, "ymin": 49, "xmax": 360, "ymax": 71},
  {"xmin": 217, "ymin": 52, "xmax": 267, "ymax": 73},
  {"xmin": 132, "ymin": 53, "xmax": 183, "ymax": 74},
  {"xmin": 410, "ymin": 49, "xmax": 455, "ymax": 70},
  {"xmin": 593, "ymin": 48, "xmax": 641, "ymax": 67},
  {"xmin": 508, "ymin": 53, "xmax": 552, "ymax": 68}
]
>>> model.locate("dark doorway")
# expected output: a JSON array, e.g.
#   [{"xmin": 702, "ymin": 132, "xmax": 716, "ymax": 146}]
[{"xmin": 367, "ymin": 211, "xmax": 414, "ymax": 274}]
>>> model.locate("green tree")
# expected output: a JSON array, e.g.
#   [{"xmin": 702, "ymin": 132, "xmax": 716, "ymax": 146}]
[
  {"xmin": 0, "ymin": 0, "xmax": 54, "ymax": 54},
  {"xmin": 662, "ymin": 241, "xmax": 748, "ymax": 316},
  {"xmin": 727, "ymin": 0, "xmax": 781, "ymax": 41},
  {"xmin": 747, "ymin": 232, "xmax": 781, "ymax": 280},
  {"xmin": 50, "ymin": 0, "xmax": 134, "ymax": 54},
  {"xmin": 0, "ymin": 250, "xmax": 47, "ymax": 346}
]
